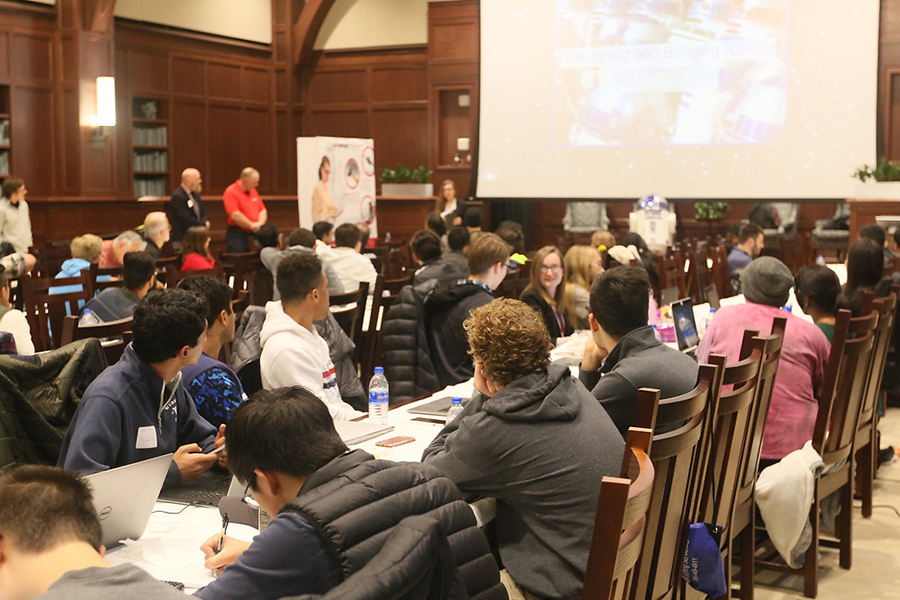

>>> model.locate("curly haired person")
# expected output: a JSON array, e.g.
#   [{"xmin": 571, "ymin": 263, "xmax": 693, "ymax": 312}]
[{"xmin": 422, "ymin": 297, "xmax": 624, "ymax": 600}]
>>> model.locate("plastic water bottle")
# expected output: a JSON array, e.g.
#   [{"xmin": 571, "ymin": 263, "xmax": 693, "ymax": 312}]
[
  {"xmin": 816, "ymin": 254, "xmax": 826, "ymax": 266},
  {"xmin": 368, "ymin": 367, "xmax": 389, "ymax": 424},
  {"xmin": 445, "ymin": 397, "xmax": 465, "ymax": 425},
  {"xmin": 79, "ymin": 308, "xmax": 100, "ymax": 326}
]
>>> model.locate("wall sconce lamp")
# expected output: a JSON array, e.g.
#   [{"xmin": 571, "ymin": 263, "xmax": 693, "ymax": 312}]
[{"xmin": 91, "ymin": 76, "xmax": 116, "ymax": 142}]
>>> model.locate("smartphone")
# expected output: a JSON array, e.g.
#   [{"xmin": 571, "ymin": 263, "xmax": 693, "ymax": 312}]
[
  {"xmin": 208, "ymin": 444, "xmax": 226, "ymax": 455},
  {"xmin": 375, "ymin": 436, "xmax": 416, "ymax": 448}
]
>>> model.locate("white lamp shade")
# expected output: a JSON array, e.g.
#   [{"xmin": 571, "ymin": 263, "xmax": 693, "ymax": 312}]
[
  {"xmin": 457, "ymin": 137, "xmax": 470, "ymax": 152},
  {"xmin": 95, "ymin": 76, "xmax": 116, "ymax": 127}
]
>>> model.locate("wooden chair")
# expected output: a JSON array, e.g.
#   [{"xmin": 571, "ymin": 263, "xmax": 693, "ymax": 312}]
[
  {"xmin": 19, "ymin": 271, "xmax": 94, "ymax": 351},
  {"xmin": 686, "ymin": 247, "xmax": 712, "ymax": 305},
  {"xmin": 582, "ymin": 428, "xmax": 655, "ymax": 600},
  {"xmin": 658, "ymin": 252, "xmax": 687, "ymax": 300},
  {"xmin": 856, "ymin": 285, "xmax": 900, "ymax": 517},
  {"xmin": 220, "ymin": 251, "xmax": 263, "ymax": 304},
  {"xmin": 89, "ymin": 263, "xmax": 125, "ymax": 292},
  {"xmin": 60, "ymin": 315, "xmax": 133, "ymax": 365},
  {"xmin": 756, "ymin": 307, "xmax": 879, "ymax": 598},
  {"xmin": 359, "ymin": 275, "xmax": 411, "ymax": 382},
  {"xmin": 33, "ymin": 242, "xmax": 71, "ymax": 278},
  {"xmin": 629, "ymin": 362, "xmax": 722, "ymax": 600},
  {"xmin": 726, "ymin": 317, "xmax": 786, "ymax": 600},
  {"xmin": 168, "ymin": 264, "xmax": 225, "ymax": 287},
  {"xmin": 710, "ymin": 245, "xmax": 733, "ymax": 299},
  {"xmin": 154, "ymin": 255, "xmax": 181, "ymax": 287},
  {"xmin": 329, "ymin": 281, "xmax": 370, "ymax": 352},
  {"xmin": 699, "ymin": 342, "xmax": 765, "ymax": 600},
  {"xmin": 495, "ymin": 270, "xmax": 530, "ymax": 300}
]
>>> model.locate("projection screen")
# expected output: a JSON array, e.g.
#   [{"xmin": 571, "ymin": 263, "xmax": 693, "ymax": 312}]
[{"xmin": 476, "ymin": 1, "xmax": 880, "ymax": 200}]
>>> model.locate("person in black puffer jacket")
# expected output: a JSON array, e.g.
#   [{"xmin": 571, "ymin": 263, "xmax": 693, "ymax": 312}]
[{"xmin": 195, "ymin": 386, "xmax": 506, "ymax": 600}]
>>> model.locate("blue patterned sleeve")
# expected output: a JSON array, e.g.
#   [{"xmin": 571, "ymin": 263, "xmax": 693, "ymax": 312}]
[{"xmin": 187, "ymin": 365, "xmax": 248, "ymax": 428}]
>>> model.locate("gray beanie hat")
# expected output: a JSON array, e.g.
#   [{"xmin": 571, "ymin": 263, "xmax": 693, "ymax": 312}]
[{"xmin": 742, "ymin": 256, "xmax": 793, "ymax": 307}]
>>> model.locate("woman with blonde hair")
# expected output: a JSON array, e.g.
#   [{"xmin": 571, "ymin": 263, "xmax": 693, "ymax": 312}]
[
  {"xmin": 181, "ymin": 226, "xmax": 215, "ymax": 270},
  {"xmin": 521, "ymin": 245, "xmax": 573, "ymax": 341},
  {"xmin": 435, "ymin": 179, "xmax": 465, "ymax": 229},
  {"xmin": 563, "ymin": 245, "xmax": 604, "ymax": 330}
]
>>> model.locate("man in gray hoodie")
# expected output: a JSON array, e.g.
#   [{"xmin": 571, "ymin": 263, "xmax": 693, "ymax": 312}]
[{"xmin": 422, "ymin": 298, "xmax": 624, "ymax": 600}]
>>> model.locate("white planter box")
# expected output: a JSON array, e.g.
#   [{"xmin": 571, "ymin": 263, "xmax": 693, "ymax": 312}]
[
  {"xmin": 853, "ymin": 181, "xmax": 900, "ymax": 200},
  {"xmin": 381, "ymin": 183, "xmax": 434, "ymax": 197}
]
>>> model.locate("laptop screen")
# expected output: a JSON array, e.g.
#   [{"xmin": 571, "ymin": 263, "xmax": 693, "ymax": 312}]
[{"xmin": 671, "ymin": 297, "xmax": 700, "ymax": 351}]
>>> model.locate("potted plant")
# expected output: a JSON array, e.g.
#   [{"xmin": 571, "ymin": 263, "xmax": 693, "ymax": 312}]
[
  {"xmin": 694, "ymin": 201, "xmax": 731, "ymax": 236},
  {"xmin": 853, "ymin": 156, "xmax": 900, "ymax": 199},
  {"xmin": 381, "ymin": 164, "xmax": 434, "ymax": 197}
]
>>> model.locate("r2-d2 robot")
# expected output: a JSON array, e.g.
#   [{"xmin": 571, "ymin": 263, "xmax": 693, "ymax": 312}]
[{"xmin": 629, "ymin": 194, "xmax": 676, "ymax": 255}]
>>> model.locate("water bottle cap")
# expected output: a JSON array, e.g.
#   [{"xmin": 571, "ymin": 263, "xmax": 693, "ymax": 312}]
[
  {"xmin": 452, "ymin": 397, "xmax": 462, "ymax": 404},
  {"xmin": 83, "ymin": 308, "xmax": 91, "ymax": 313},
  {"xmin": 374, "ymin": 367, "xmax": 383, "ymax": 374}
]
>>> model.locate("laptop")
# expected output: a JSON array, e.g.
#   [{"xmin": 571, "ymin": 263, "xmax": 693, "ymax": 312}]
[
  {"xmin": 158, "ymin": 470, "xmax": 240, "ymax": 507},
  {"xmin": 704, "ymin": 283, "xmax": 721, "ymax": 310},
  {"xmin": 334, "ymin": 420, "xmax": 395, "ymax": 445},
  {"xmin": 407, "ymin": 396, "xmax": 468, "ymax": 419},
  {"xmin": 84, "ymin": 453, "xmax": 173, "ymax": 548},
  {"xmin": 660, "ymin": 286, "xmax": 680, "ymax": 307},
  {"xmin": 671, "ymin": 297, "xmax": 700, "ymax": 354}
]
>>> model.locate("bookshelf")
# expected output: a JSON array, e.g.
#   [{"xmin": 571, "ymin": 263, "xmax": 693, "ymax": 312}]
[{"xmin": 131, "ymin": 97, "xmax": 168, "ymax": 196}]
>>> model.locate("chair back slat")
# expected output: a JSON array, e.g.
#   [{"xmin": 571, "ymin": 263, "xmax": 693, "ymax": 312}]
[
  {"xmin": 629, "ymin": 362, "xmax": 721, "ymax": 600},
  {"xmin": 60, "ymin": 315, "xmax": 133, "ymax": 364},
  {"xmin": 20, "ymin": 271, "xmax": 94, "ymax": 351},
  {"xmin": 582, "ymin": 428, "xmax": 655, "ymax": 600},
  {"xmin": 814, "ymin": 307, "xmax": 878, "ymax": 465},
  {"xmin": 857, "ymin": 288, "xmax": 899, "ymax": 434},
  {"xmin": 329, "ymin": 281, "xmax": 370, "ymax": 351}
]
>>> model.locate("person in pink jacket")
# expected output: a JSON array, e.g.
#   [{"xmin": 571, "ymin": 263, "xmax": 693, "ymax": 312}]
[{"xmin": 698, "ymin": 257, "xmax": 830, "ymax": 464}]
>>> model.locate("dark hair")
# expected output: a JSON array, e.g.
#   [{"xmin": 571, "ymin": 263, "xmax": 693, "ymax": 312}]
[
  {"xmin": 411, "ymin": 229, "xmax": 442, "ymax": 263},
  {"xmin": 132, "ymin": 289, "xmax": 207, "ymax": 363},
  {"xmin": 122, "ymin": 251, "xmax": 156, "ymax": 291},
  {"xmin": 425, "ymin": 211, "xmax": 447, "ymax": 237},
  {"xmin": 178, "ymin": 275, "xmax": 234, "ymax": 328},
  {"xmin": 794, "ymin": 265, "xmax": 841, "ymax": 315},
  {"xmin": 181, "ymin": 226, "xmax": 211, "ymax": 261},
  {"xmin": 226, "ymin": 387, "xmax": 349, "ymax": 486},
  {"xmin": 334, "ymin": 223, "xmax": 361, "ymax": 248},
  {"xmin": 0, "ymin": 465, "xmax": 103, "ymax": 553},
  {"xmin": 318, "ymin": 156, "xmax": 330, "ymax": 180},
  {"xmin": 495, "ymin": 224, "xmax": 525, "ymax": 255},
  {"xmin": 590, "ymin": 266, "xmax": 650, "ymax": 336},
  {"xmin": 737, "ymin": 223, "xmax": 764, "ymax": 244},
  {"xmin": 845, "ymin": 238, "xmax": 884, "ymax": 296},
  {"xmin": 0, "ymin": 265, "xmax": 8, "ymax": 290},
  {"xmin": 463, "ymin": 208, "xmax": 482, "ymax": 229},
  {"xmin": 277, "ymin": 252, "xmax": 323, "ymax": 303},
  {"xmin": 895, "ymin": 229, "xmax": 900, "ymax": 248},
  {"xmin": 620, "ymin": 232, "xmax": 659, "ymax": 288},
  {"xmin": 255, "ymin": 223, "xmax": 280, "ymax": 248},
  {"xmin": 312, "ymin": 221, "xmax": 333, "ymax": 240},
  {"xmin": 288, "ymin": 228, "xmax": 317, "ymax": 248},
  {"xmin": 447, "ymin": 226, "xmax": 470, "ymax": 252},
  {"xmin": 357, "ymin": 223, "xmax": 370, "ymax": 245},
  {"xmin": 1, "ymin": 177, "xmax": 24, "ymax": 199},
  {"xmin": 859, "ymin": 224, "xmax": 886, "ymax": 247}
]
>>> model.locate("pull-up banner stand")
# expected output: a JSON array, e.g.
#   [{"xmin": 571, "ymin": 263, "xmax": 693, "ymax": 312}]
[{"xmin": 297, "ymin": 136, "xmax": 377, "ymax": 243}]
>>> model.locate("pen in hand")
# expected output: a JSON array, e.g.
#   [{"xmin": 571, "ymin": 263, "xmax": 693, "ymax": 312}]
[{"xmin": 212, "ymin": 514, "xmax": 229, "ymax": 577}]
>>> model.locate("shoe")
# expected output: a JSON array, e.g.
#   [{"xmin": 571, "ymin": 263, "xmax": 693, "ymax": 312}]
[{"xmin": 878, "ymin": 446, "xmax": 896, "ymax": 466}]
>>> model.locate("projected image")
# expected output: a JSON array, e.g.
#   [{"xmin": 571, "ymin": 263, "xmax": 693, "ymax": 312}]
[{"xmin": 553, "ymin": 0, "xmax": 789, "ymax": 147}]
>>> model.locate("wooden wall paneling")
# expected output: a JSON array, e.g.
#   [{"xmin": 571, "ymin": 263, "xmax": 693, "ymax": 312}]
[
  {"xmin": 307, "ymin": 68, "xmax": 367, "ymax": 104},
  {"xmin": 60, "ymin": 87, "xmax": 80, "ymax": 193},
  {"xmin": 172, "ymin": 57, "xmax": 206, "ymax": 96},
  {"xmin": 0, "ymin": 31, "xmax": 10, "ymax": 82},
  {"xmin": 242, "ymin": 67, "xmax": 270, "ymax": 103},
  {"xmin": 884, "ymin": 68, "xmax": 900, "ymax": 160},
  {"xmin": 12, "ymin": 86, "xmax": 54, "ymax": 195},
  {"xmin": 128, "ymin": 48, "xmax": 169, "ymax": 93},
  {"xmin": 306, "ymin": 107, "xmax": 369, "ymax": 139},
  {"xmin": 370, "ymin": 66, "xmax": 427, "ymax": 103},
  {"xmin": 207, "ymin": 103, "xmax": 244, "ymax": 188},
  {"xmin": 170, "ymin": 99, "xmax": 207, "ymax": 177},
  {"xmin": 10, "ymin": 32, "xmax": 53, "ymax": 82},
  {"xmin": 207, "ymin": 62, "xmax": 241, "ymax": 100},
  {"xmin": 241, "ymin": 106, "xmax": 274, "ymax": 191},
  {"xmin": 274, "ymin": 108, "xmax": 292, "ymax": 192},
  {"xmin": 370, "ymin": 106, "xmax": 428, "ymax": 176}
]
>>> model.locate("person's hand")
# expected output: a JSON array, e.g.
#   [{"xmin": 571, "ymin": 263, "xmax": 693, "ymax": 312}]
[
  {"xmin": 201, "ymin": 534, "xmax": 252, "ymax": 575},
  {"xmin": 452, "ymin": 216, "xmax": 462, "ymax": 226},
  {"xmin": 215, "ymin": 424, "xmax": 227, "ymax": 468},
  {"xmin": 173, "ymin": 443, "xmax": 218, "ymax": 482},
  {"xmin": 205, "ymin": 221, "xmax": 211, "ymax": 229},
  {"xmin": 581, "ymin": 334, "xmax": 609, "ymax": 372},
  {"xmin": 250, "ymin": 221, "xmax": 261, "ymax": 232}
]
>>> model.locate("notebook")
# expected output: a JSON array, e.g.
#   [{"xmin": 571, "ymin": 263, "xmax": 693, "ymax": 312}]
[
  {"xmin": 84, "ymin": 453, "xmax": 173, "ymax": 548},
  {"xmin": 334, "ymin": 420, "xmax": 395, "ymax": 445}
]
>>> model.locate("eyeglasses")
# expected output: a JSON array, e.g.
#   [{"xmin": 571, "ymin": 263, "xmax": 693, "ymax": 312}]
[{"xmin": 540, "ymin": 265, "xmax": 562, "ymax": 274}]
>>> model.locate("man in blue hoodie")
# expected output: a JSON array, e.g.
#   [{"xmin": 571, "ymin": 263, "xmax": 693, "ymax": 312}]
[
  {"xmin": 422, "ymin": 298, "xmax": 625, "ymax": 600},
  {"xmin": 59, "ymin": 289, "xmax": 224, "ymax": 489}
]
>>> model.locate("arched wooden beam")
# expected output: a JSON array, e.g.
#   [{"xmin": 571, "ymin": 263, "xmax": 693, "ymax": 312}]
[
  {"xmin": 292, "ymin": 0, "xmax": 337, "ymax": 67},
  {"xmin": 83, "ymin": 0, "xmax": 116, "ymax": 33}
]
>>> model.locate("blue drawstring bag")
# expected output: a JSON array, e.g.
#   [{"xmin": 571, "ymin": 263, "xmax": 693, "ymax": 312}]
[{"xmin": 682, "ymin": 522, "xmax": 727, "ymax": 599}]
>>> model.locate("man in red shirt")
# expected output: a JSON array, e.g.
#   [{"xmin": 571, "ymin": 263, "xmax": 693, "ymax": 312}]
[{"xmin": 223, "ymin": 167, "xmax": 267, "ymax": 253}]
